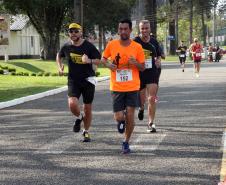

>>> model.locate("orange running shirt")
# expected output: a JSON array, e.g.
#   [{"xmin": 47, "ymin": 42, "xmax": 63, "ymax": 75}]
[{"xmin": 103, "ymin": 39, "xmax": 145, "ymax": 92}]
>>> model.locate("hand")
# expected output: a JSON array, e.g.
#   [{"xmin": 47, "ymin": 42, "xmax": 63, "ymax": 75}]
[
  {"xmin": 58, "ymin": 64, "xmax": 64, "ymax": 76},
  {"xmin": 106, "ymin": 63, "xmax": 117, "ymax": 71},
  {"xmin": 155, "ymin": 58, "xmax": 161, "ymax": 68},
  {"xmin": 128, "ymin": 56, "xmax": 137, "ymax": 65},
  {"xmin": 82, "ymin": 54, "xmax": 91, "ymax": 64}
]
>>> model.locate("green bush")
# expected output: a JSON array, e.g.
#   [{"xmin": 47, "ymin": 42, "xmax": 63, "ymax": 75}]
[
  {"xmin": 95, "ymin": 71, "xmax": 100, "ymax": 77},
  {"xmin": 8, "ymin": 68, "xmax": 16, "ymax": 72},
  {"xmin": 23, "ymin": 72, "xmax": 29, "ymax": 76},
  {"xmin": 11, "ymin": 72, "xmax": 16, "ymax": 76},
  {"xmin": 1, "ymin": 66, "xmax": 8, "ymax": 70},
  {"xmin": 37, "ymin": 72, "xmax": 44, "ymax": 76},
  {"xmin": 31, "ymin": 73, "xmax": 37, "ymax": 76},
  {"xmin": 63, "ymin": 72, "xmax": 68, "ymax": 76},
  {"xmin": 51, "ymin": 73, "xmax": 59, "ymax": 77},
  {"xmin": 0, "ymin": 69, "xmax": 4, "ymax": 74},
  {"xmin": 44, "ymin": 72, "xmax": 51, "ymax": 76},
  {"xmin": 16, "ymin": 72, "xmax": 23, "ymax": 76}
]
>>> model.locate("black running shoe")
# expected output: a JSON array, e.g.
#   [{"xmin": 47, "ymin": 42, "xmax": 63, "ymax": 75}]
[
  {"xmin": 73, "ymin": 116, "xmax": 83, "ymax": 132},
  {"xmin": 138, "ymin": 109, "xmax": 144, "ymax": 120},
  {"xmin": 147, "ymin": 123, "xmax": 156, "ymax": 133},
  {"xmin": 83, "ymin": 131, "xmax": 91, "ymax": 142},
  {"xmin": 117, "ymin": 120, "xmax": 125, "ymax": 134}
]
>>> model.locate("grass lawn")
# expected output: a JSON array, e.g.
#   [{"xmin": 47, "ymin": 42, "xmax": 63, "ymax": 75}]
[
  {"xmin": 0, "ymin": 75, "xmax": 67, "ymax": 102},
  {"xmin": 0, "ymin": 59, "xmax": 110, "ymax": 102}
]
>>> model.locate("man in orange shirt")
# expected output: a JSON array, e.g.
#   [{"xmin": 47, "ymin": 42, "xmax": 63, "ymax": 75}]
[{"xmin": 101, "ymin": 18, "xmax": 145, "ymax": 154}]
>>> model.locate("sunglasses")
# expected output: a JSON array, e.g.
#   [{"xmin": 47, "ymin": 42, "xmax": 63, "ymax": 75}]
[{"xmin": 69, "ymin": 29, "xmax": 79, "ymax": 34}]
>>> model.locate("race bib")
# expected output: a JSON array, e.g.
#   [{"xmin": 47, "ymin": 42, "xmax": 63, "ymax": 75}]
[
  {"xmin": 180, "ymin": 54, "xmax": 185, "ymax": 58},
  {"xmin": 145, "ymin": 59, "xmax": 152, "ymax": 69},
  {"xmin": 116, "ymin": 69, "xmax": 132, "ymax": 82},
  {"xmin": 195, "ymin": 53, "xmax": 201, "ymax": 57}
]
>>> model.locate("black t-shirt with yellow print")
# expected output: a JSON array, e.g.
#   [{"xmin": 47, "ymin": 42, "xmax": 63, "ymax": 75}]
[
  {"xmin": 134, "ymin": 36, "xmax": 157, "ymax": 70},
  {"xmin": 58, "ymin": 40, "xmax": 101, "ymax": 81}
]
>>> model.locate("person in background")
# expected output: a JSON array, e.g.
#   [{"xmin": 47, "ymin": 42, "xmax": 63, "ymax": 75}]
[
  {"xmin": 176, "ymin": 41, "xmax": 187, "ymax": 72},
  {"xmin": 189, "ymin": 38, "xmax": 203, "ymax": 78}
]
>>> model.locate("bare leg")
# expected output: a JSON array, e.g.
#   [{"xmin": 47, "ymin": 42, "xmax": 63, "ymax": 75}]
[
  {"xmin": 125, "ymin": 106, "xmax": 135, "ymax": 142},
  {"xmin": 139, "ymin": 88, "xmax": 146, "ymax": 110},
  {"xmin": 83, "ymin": 104, "xmax": 92, "ymax": 130},
  {"xmin": 146, "ymin": 84, "xmax": 158, "ymax": 124},
  {"xmin": 68, "ymin": 97, "xmax": 80, "ymax": 117}
]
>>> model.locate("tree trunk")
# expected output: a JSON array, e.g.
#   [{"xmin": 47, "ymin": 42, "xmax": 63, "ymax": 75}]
[
  {"xmin": 201, "ymin": 10, "xmax": 206, "ymax": 46},
  {"xmin": 175, "ymin": 2, "xmax": 179, "ymax": 49},
  {"xmin": 145, "ymin": 0, "xmax": 157, "ymax": 36},
  {"xmin": 98, "ymin": 25, "xmax": 103, "ymax": 53},
  {"xmin": 103, "ymin": 30, "xmax": 107, "ymax": 49},
  {"xmin": 189, "ymin": 0, "xmax": 193, "ymax": 45},
  {"xmin": 169, "ymin": 20, "xmax": 176, "ymax": 55},
  {"xmin": 41, "ymin": 33, "xmax": 60, "ymax": 60},
  {"xmin": 169, "ymin": 0, "xmax": 176, "ymax": 55}
]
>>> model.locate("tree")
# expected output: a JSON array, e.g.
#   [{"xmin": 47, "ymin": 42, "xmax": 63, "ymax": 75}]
[
  {"xmin": 2, "ymin": 0, "xmax": 73, "ymax": 60},
  {"xmin": 82, "ymin": 0, "xmax": 136, "ymax": 52},
  {"xmin": 145, "ymin": 0, "xmax": 157, "ymax": 36}
]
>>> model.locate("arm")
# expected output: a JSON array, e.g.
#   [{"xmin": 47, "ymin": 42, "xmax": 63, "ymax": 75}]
[
  {"xmin": 56, "ymin": 53, "xmax": 64, "ymax": 76},
  {"xmin": 101, "ymin": 57, "xmax": 117, "ymax": 71},
  {"xmin": 128, "ymin": 56, "xmax": 145, "ymax": 71},
  {"xmin": 82, "ymin": 54, "xmax": 101, "ymax": 65}
]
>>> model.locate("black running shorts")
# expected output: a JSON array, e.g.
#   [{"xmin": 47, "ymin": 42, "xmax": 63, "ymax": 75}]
[
  {"xmin": 68, "ymin": 79, "xmax": 95, "ymax": 104},
  {"xmin": 140, "ymin": 68, "xmax": 161, "ymax": 90},
  {"xmin": 111, "ymin": 91, "xmax": 139, "ymax": 112}
]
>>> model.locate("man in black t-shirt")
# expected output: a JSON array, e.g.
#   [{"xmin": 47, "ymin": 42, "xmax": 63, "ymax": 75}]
[
  {"xmin": 134, "ymin": 20, "xmax": 161, "ymax": 133},
  {"xmin": 176, "ymin": 41, "xmax": 187, "ymax": 72},
  {"xmin": 56, "ymin": 23, "xmax": 101, "ymax": 142}
]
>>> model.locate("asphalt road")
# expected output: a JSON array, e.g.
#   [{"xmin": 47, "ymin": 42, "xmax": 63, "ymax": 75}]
[{"xmin": 0, "ymin": 60, "xmax": 226, "ymax": 185}]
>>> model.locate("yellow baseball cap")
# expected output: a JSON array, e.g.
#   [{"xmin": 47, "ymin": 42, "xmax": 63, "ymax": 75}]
[{"xmin": 69, "ymin": 23, "xmax": 82, "ymax": 30}]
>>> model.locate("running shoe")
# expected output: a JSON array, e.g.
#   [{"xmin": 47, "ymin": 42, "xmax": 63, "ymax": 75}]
[
  {"xmin": 73, "ymin": 116, "xmax": 83, "ymax": 132},
  {"xmin": 182, "ymin": 69, "xmax": 184, "ymax": 72},
  {"xmin": 82, "ymin": 131, "xmax": 91, "ymax": 142},
  {"xmin": 147, "ymin": 123, "xmax": 156, "ymax": 133},
  {"xmin": 117, "ymin": 120, "xmax": 125, "ymax": 134},
  {"xmin": 138, "ymin": 109, "xmax": 144, "ymax": 120},
  {"xmin": 122, "ymin": 141, "xmax": 131, "ymax": 154},
  {"xmin": 196, "ymin": 73, "xmax": 200, "ymax": 78}
]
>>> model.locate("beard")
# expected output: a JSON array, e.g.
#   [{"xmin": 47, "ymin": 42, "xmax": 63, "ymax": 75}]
[{"xmin": 120, "ymin": 35, "xmax": 129, "ymax": 41}]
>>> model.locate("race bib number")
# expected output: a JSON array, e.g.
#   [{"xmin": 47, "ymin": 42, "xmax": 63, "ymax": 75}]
[
  {"xmin": 180, "ymin": 54, "xmax": 185, "ymax": 58},
  {"xmin": 116, "ymin": 69, "xmax": 132, "ymax": 82},
  {"xmin": 145, "ymin": 59, "xmax": 152, "ymax": 69},
  {"xmin": 195, "ymin": 53, "xmax": 201, "ymax": 57}
]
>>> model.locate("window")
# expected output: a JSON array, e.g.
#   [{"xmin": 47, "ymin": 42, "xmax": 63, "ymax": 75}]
[{"xmin": 31, "ymin": 36, "xmax": 34, "ymax": 47}]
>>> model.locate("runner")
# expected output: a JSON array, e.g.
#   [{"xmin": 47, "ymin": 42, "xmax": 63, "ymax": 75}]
[
  {"xmin": 189, "ymin": 38, "xmax": 203, "ymax": 78},
  {"xmin": 56, "ymin": 23, "xmax": 101, "ymax": 142},
  {"xmin": 134, "ymin": 20, "xmax": 161, "ymax": 133},
  {"xmin": 101, "ymin": 18, "xmax": 145, "ymax": 154},
  {"xmin": 176, "ymin": 41, "xmax": 187, "ymax": 72},
  {"xmin": 208, "ymin": 43, "xmax": 214, "ymax": 62}
]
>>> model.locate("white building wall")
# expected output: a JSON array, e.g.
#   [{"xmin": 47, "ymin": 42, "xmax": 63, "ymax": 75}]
[{"xmin": 7, "ymin": 23, "xmax": 40, "ymax": 57}]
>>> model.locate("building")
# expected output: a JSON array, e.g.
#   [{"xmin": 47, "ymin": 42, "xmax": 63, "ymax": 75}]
[{"xmin": 6, "ymin": 15, "xmax": 41, "ymax": 59}]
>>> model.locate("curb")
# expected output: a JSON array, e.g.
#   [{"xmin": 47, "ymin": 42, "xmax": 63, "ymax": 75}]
[{"xmin": 0, "ymin": 76, "xmax": 109, "ymax": 109}]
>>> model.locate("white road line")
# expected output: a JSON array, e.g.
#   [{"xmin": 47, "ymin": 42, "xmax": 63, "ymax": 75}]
[
  {"xmin": 130, "ymin": 133, "xmax": 166, "ymax": 152},
  {"xmin": 34, "ymin": 134, "xmax": 80, "ymax": 154},
  {"xmin": 220, "ymin": 130, "xmax": 226, "ymax": 181}
]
